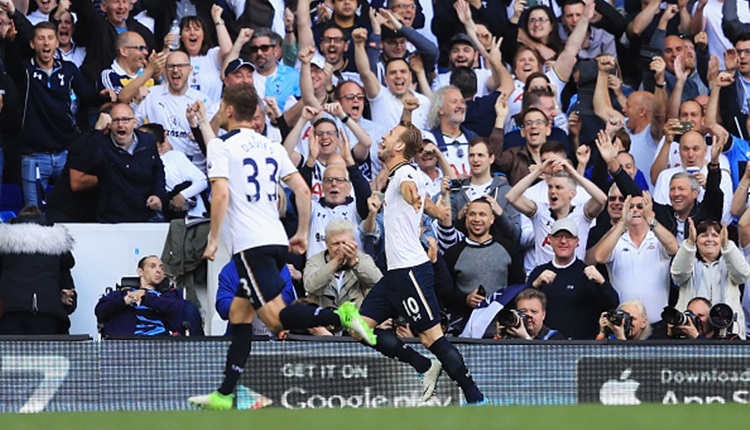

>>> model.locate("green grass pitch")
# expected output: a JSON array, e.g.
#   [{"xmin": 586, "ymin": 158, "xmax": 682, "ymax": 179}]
[{"xmin": 3, "ymin": 403, "xmax": 747, "ymax": 430}]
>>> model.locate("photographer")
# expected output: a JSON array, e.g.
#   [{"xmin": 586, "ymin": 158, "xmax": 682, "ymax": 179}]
[
  {"xmin": 655, "ymin": 297, "xmax": 709, "ymax": 340},
  {"xmin": 597, "ymin": 300, "xmax": 652, "ymax": 340},
  {"xmin": 495, "ymin": 288, "xmax": 565, "ymax": 340},
  {"xmin": 670, "ymin": 218, "xmax": 749, "ymax": 339}
]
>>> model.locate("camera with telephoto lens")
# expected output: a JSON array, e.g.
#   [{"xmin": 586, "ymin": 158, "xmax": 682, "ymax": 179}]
[
  {"xmin": 496, "ymin": 308, "xmax": 528, "ymax": 329},
  {"xmin": 709, "ymin": 303, "xmax": 735, "ymax": 339},
  {"xmin": 605, "ymin": 309, "xmax": 632, "ymax": 337},
  {"xmin": 661, "ymin": 306, "xmax": 702, "ymax": 339}
]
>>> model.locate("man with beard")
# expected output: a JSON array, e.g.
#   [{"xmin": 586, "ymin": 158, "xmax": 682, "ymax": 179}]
[
  {"xmin": 439, "ymin": 198, "xmax": 525, "ymax": 334},
  {"xmin": 248, "ymin": 27, "xmax": 300, "ymax": 110},
  {"xmin": 135, "ymin": 50, "xmax": 215, "ymax": 172},
  {"xmin": 431, "ymin": 33, "xmax": 495, "ymax": 97},
  {"xmin": 189, "ymin": 83, "xmax": 376, "ymax": 410},
  {"xmin": 427, "ymin": 85, "xmax": 474, "ymax": 177},
  {"xmin": 353, "ymin": 120, "xmax": 489, "ymax": 405},
  {"xmin": 353, "ymin": 28, "xmax": 431, "ymax": 130}
]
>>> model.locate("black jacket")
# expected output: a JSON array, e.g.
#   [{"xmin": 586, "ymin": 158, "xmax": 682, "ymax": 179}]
[
  {"xmin": 0, "ymin": 214, "xmax": 76, "ymax": 329},
  {"xmin": 81, "ymin": 130, "xmax": 167, "ymax": 223}
]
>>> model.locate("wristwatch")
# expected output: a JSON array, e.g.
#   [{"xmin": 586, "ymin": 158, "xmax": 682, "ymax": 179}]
[{"xmin": 648, "ymin": 218, "xmax": 658, "ymax": 230}]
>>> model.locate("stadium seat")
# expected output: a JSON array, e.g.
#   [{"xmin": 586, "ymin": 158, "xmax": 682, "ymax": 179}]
[
  {"xmin": 0, "ymin": 210, "xmax": 16, "ymax": 223},
  {"xmin": 0, "ymin": 184, "xmax": 23, "ymax": 214}
]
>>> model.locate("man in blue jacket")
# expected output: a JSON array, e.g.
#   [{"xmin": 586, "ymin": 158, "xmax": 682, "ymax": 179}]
[{"xmin": 4, "ymin": 8, "xmax": 114, "ymax": 206}]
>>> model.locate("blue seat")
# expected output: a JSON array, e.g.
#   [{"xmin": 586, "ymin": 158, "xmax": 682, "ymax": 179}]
[
  {"xmin": 0, "ymin": 210, "xmax": 16, "ymax": 223},
  {"xmin": 0, "ymin": 184, "xmax": 23, "ymax": 214}
]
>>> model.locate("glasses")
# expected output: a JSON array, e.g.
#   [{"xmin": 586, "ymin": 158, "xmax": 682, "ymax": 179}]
[
  {"xmin": 629, "ymin": 203, "xmax": 644, "ymax": 209},
  {"xmin": 111, "ymin": 117, "xmax": 135, "ymax": 124},
  {"xmin": 551, "ymin": 233, "xmax": 577, "ymax": 241},
  {"xmin": 322, "ymin": 36, "xmax": 345, "ymax": 44},
  {"xmin": 323, "ymin": 177, "xmax": 349, "ymax": 184},
  {"xmin": 249, "ymin": 44, "xmax": 276, "ymax": 54},
  {"xmin": 165, "ymin": 63, "xmax": 190, "ymax": 70},
  {"xmin": 391, "ymin": 3, "xmax": 417, "ymax": 10},
  {"xmin": 529, "ymin": 17, "xmax": 550, "ymax": 24},
  {"xmin": 523, "ymin": 119, "xmax": 547, "ymax": 127},
  {"xmin": 125, "ymin": 45, "xmax": 148, "ymax": 52},
  {"xmin": 314, "ymin": 130, "xmax": 337, "ymax": 137},
  {"xmin": 608, "ymin": 196, "xmax": 626, "ymax": 202},
  {"xmin": 737, "ymin": 48, "xmax": 750, "ymax": 57},
  {"xmin": 341, "ymin": 94, "xmax": 366, "ymax": 100}
]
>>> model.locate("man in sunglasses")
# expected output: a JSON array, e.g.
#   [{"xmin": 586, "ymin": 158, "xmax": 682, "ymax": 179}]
[
  {"xmin": 591, "ymin": 192, "xmax": 679, "ymax": 324},
  {"xmin": 100, "ymin": 31, "xmax": 160, "ymax": 102},
  {"xmin": 248, "ymin": 27, "xmax": 300, "ymax": 111}
]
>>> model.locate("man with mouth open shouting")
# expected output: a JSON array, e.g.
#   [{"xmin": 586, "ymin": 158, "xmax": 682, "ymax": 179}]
[
  {"xmin": 2, "ymin": 8, "xmax": 116, "ymax": 206},
  {"xmin": 505, "ymin": 151, "xmax": 607, "ymax": 269},
  {"xmin": 353, "ymin": 27, "xmax": 431, "ymax": 130}
]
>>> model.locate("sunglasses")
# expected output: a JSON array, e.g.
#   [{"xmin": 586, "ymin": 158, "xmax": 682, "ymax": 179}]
[
  {"xmin": 249, "ymin": 44, "xmax": 276, "ymax": 54},
  {"xmin": 608, "ymin": 196, "xmax": 626, "ymax": 202},
  {"xmin": 629, "ymin": 203, "xmax": 644, "ymax": 209}
]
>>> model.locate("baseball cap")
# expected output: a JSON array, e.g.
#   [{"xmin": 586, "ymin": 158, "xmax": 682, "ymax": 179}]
[
  {"xmin": 310, "ymin": 52, "xmax": 326, "ymax": 69},
  {"xmin": 550, "ymin": 218, "xmax": 578, "ymax": 237},
  {"xmin": 421, "ymin": 130, "xmax": 436, "ymax": 143},
  {"xmin": 224, "ymin": 58, "xmax": 255, "ymax": 77},
  {"xmin": 448, "ymin": 33, "xmax": 475, "ymax": 50}
]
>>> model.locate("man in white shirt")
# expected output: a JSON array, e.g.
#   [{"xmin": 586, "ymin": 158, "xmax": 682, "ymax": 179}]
[
  {"xmin": 592, "ymin": 193, "xmax": 679, "ymax": 322},
  {"xmin": 353, "ymin": 27, "xmax": 430, "ymax": 130},
  {"xmin": 135, "ymin": 50, "xmax": 215, "ymax": 172},
  {"xmin": 506, "ymin": 157, "xmax": 607, "ymax": 270}
]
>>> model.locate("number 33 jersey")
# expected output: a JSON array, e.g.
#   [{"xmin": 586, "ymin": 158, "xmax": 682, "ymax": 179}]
[{"xmin": 207, "ymin": 128, "xmax": 298, "ymax": 253}]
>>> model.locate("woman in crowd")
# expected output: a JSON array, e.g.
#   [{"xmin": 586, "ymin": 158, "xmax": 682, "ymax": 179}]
[{"xmin": 671, "ymin": 219, "xmax": 750, "ymax": 339}]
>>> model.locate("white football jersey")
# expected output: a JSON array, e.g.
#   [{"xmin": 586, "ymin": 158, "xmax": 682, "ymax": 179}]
[
  {"xmin": 207, "ymin": 128, "xmax": 297, "ymax": 253},
  {"xmin": 384, "ymin": 163, "xmax": 429, "ymax": 270}
]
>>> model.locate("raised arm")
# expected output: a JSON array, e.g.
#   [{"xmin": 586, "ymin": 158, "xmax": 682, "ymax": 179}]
[
  {"xmin": 552, "ymin": 0, "xmax": 594, "ymax": 82},
  {"xmin": 298, "ymin": 45, "xmax": 323, "ymax": 109},
  {"xmin": 353, "ymin": 28, "xmax": 381, "ymax": 99},
  {"xmin": 593, "ymin": 55, "xmax": 623, "ymax": 123},
  {"xmin": 505, "ymin": 159, "xmax": 552, "ymax": 217},
  {"xmin": 627, "ymin": 0, "xmax": 662, "ymax": 38},
  {"xmin": 561, "ymin": 159, "xmax": 607, "ymax": 219},
  {"xmin": 296, "ymin": 0, "xmax": 315, "ymax": 50}
]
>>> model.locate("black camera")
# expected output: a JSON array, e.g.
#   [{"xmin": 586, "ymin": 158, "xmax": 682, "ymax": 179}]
[
  {"xmin": 709, "ymin": 303, "xmax": 735, "ymax": 339},
  {"xmin": 496, "ymin": 308, "xmax": 528, "ymax": 329},
  {"xmin": 449, "ymin": 179, "xmax": 463, "ymax": 190},
  {"xmin": 605, "ymin": 309, "xmax": 632, "ymax": 337},
  {"xmin": 661, "ymin": 306, "xmax": 701, "ymax": 339}
]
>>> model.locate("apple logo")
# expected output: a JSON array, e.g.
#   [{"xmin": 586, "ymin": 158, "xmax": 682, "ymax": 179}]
[{"xmin": 599, "ymin": 368, "xmax": 641, "ymax": 405}]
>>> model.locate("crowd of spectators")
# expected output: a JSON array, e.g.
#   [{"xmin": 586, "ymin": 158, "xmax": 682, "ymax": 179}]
[{"xmin": 3, "ymin": 0, "xmax": 750, "ymax": 341}]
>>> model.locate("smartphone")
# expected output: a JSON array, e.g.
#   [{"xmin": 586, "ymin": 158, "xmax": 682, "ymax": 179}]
[
  {"xmin": 477, "ymin": 285, "xmax": 486, "ymax": 297},
  {"xmin": 675, "ymin": 121, "xmax": 693, "ymax": 134},
  {"xmin": 526, "ymin": 0, "xmax": 538, "ymax": 7}
]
